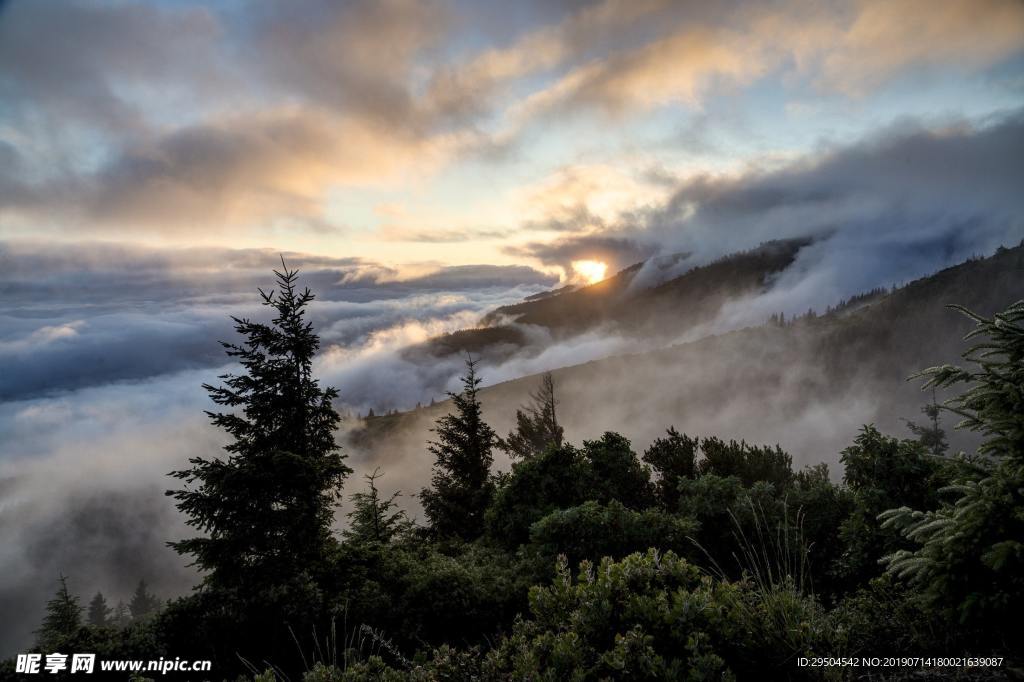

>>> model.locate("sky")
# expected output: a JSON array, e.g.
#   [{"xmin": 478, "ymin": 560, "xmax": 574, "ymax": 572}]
[
  {"xmin": 1, "ymin": 0, "xmax": 1023, "ymax": 656},
  {"xmin": 1, "ymin": 0, "xmax": 1023, "ymax": 280}
]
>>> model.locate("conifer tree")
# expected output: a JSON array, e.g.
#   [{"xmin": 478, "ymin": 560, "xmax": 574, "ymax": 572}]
[
  {"xmin": 903, "ymin": 389, "xmax": 948, "ymax": 457},
  {"xmin": 420, "ymin": 356, "xmax": 497, "ymax": 540},
  {"xmin": 344, "ymin": 468, "xmax": 411, "ymax": 543},
  {"xmin": 36, "ymin": 575, "xmax": 81, "ymax": 650},
  {"xmin": 128, "ymin": 580, "xmax": 159, "ymax": 620},
  {"xmin": 167, "ymin": 260, "xmax": 351, "ymax": 591},
  {"xmin": 499, "ymin": 372, "xmax": 564, "ymax": 460},
  {"xmin": 87, "ymin": 591, "xmax": 111, "ymax": 628},
  {"xmin": 882, "ymin": 301, "xmax": 1024, "ymax": 636}
]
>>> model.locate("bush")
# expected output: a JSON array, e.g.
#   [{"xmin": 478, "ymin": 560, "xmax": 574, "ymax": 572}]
[
  {"xmin": 528, "ymin": 500, "xmax": 698, "ymax": 565},
  {"xmin": 485, "ymin": 444, "xmax": 591, "ymax": 548},
  {"xmin": 485, "ymin": 550, "xmax": 834, "ymax": 680}
]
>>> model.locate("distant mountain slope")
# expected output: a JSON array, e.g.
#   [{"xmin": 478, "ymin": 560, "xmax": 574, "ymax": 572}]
[
  {"xmin": 346, "ymin": 243, "xmax": 1024, "ymax": 493},
  {"xmin": 489, "ymin": 237, "xmax": 811, "ymax": 333},
  {"xmin": 407, "ymin": 238, "xmax": 812, "ymax": 362}
]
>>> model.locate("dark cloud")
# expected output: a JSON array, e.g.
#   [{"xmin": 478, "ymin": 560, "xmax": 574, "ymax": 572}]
[
  {"xmin": 252, "ymin": 0, "xmax": 452, "ymax": 130},
  {"xmin": 504, "ymin": 235, "xmax": 655, "ymax": 274},
  {"xmin": 521, "ymin": 204, "xmax": 608, "ymax": 233},
  {"xmin": 0, "ymin": 0, "xmax": 226, "ymax": 133},
  {"xmin": 400, "ymin": 264, "xmax": 557, "ymax": 289},
  {"xmin": 543, "ymin": 111, "xmax": 1024, "ymax": 309}
]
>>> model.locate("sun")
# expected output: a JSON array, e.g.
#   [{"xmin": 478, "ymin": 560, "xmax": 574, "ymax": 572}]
[{"xmin": 571, "ymin": 259, "xmax": 608, "ymax": 285}]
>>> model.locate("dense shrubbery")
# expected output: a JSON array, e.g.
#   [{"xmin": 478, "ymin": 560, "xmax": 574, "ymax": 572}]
[{"xmin": 7, "ymin": 267, "xmax": 1021, "ymax": 681}]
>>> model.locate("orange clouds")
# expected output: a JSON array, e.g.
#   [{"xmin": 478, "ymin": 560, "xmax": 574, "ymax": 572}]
[
  {"xmin": 819, "ymin": 0, "xmax": 1024, "ymax": 94},
  {"xmin": 1, "ymin": 0, "xmax": 1022, "ymax": 245}
]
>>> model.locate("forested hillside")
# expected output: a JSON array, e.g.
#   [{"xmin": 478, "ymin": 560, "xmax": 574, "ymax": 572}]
[{"xmin": 5, "ymin": 247, "xmax": 1022, "ymax": 681}]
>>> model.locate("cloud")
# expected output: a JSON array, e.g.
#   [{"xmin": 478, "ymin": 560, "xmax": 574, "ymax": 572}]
[
  {"xmin": 507, "ymin": 0, "xmax": 1024, "ymax": 127},
  {"xmin": 0, "ymin": 241, "xmax": 555, "ymax": 399},
  {"xmin": 375, "ymin": 227, "xmax": 513, "ymax": 243},
  {"xmin": 252, "ymin": 0, "xmax": 452, "ymax": 130},
  {"xmin": 2, "ymin": 0, "xmax": 1021, "ymax": 239},
  {"xmin": 505, "ymin": 235, "xmax": 655, "ymax": 277},
  {"xmin": 815, "ymin": 0, "xmax": 1024, "ymax": 95},
  {"xmin": 514, "ymin": 163, "xmax": 671, "ymax": 233},
  {"xmin": 3, "ymin": 107, "xmax": 466, "ymax": 234},
  {"xmin": 517, "ymin": 27, "xmax": 763, "ymax": 120},
  {"xmin": 0, "ymin": 0, "xmax": 227, "ymax": 134},
  {"xmin": 652, "ymin": 111, "xmax": 1024, "ymax": 265}
]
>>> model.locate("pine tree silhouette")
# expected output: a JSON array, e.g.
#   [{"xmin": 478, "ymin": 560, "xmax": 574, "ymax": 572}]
[
  {"xmin": 167, "ymin": 258, "xmax": 351, "ymax": 592},
  {"xmin": 420, "ymin": 356, "xmax": 496, "ymax": 540},
  {"xmin": 36, "ymin": 575, "xmax": 82, "ymax": 650},
  {"xmin": 87, "ymin": 591, "xmax": 111, "ymax": 628}
]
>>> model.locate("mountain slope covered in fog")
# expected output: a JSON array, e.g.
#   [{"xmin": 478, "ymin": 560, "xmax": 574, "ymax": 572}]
[
  {"xmin": 348, "ymin": 243, "xmax": 1024, "ymax": 487},
  {"xmin": 407, "ymin": 238, "xmax": 812, "ymax": 362}
]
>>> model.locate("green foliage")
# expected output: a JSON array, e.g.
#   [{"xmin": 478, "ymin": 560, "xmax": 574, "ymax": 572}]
[
  {"xmin": 344, "ymin": 468, "xmax": 412, "ymax": 544},
  {"xmin": 486, "ymin": 434, "xmax": 653, "ymax": 550},
  {"xmin": 579, "ymin": 432, "xmax": 653, "ymax": 510},
  {"xmin": 696, "ymin": 436, "xmax": 793, "ymax": 489},
  {"xmin": 35, "ymin": 575, "xmax": 83, "ymax": 652},
  {"xmin": 916, "ymin": 301, "xmax": 1024, "ymax": 460},
  {"xmin": 485, "ymin": 550, "xmax": 830, "ymax": 680},
  {"xmin": 420, "ymin": 356, "xmax": 497, "ymax": 541},
  {"xmin": 787, "ymin": 464, "xmax": 854, "ymax": 597},
  {"xmin": 167, "ymin": 260, "xmax": 351, "ymax": 592},
  {"xmin": 642, "ymin": 427, "xmax": 697, "ymax": 509},
  {"xmin": 881, "ymin": 302, "xmax": 1024, "ymax": 647},
  {"xmin": 827, "ymin": 575, "xmax": 941, "ymax": 658},
  {"xmin": 675, "ymin": 474, "xmax": 757, "ymax": 575},
  {"xmin": 834, "ymin": 426, "xmax": 943, "ymax": 588},
  {"xmin": 499, "ymin": 372, "xmax": 564, "ymax": 460},
  {"xmin": 528, "ymin": 500, "xmax": 697, "ymax": 566},
  {"xmin": 485, "ymin": 443, "xmax": 590, "ymax": 548},
  {"xmin": 325, "ymin": 541, "xmax": 533, "ymax": 653}
]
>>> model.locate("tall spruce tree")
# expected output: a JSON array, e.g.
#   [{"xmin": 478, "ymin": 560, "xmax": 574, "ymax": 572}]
[
  {"xmin": 420, "ymin": 356, "xmax": 497, "ymax": 540},
  {"xmin": 86, "ymin": 591, "xmax": 111, "ymax": 628},
  {"xmin": 499, "ymin": 372, "xmax": 564, "ymax": 460},
  {"xmin": 167, "ymin": 260, "xmax": 351, "ymax": 591},
  {"xmin": 36, "ymin": 575, "xmax": 81, "ymax": 651}
]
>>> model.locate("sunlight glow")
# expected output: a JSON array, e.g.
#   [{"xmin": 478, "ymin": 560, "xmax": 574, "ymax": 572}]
[{"xmin": 572, "ymin": 259, "xmax": 608, "ymax": 285}]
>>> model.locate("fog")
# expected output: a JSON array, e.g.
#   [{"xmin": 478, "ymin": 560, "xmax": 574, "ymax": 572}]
[{"xmin": 1, "ymin": 112, "xmax": 1022, "ymax": 655}]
